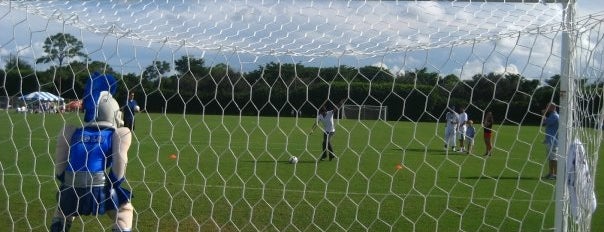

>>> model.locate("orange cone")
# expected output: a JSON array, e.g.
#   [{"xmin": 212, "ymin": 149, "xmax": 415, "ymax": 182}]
[
  {"xmin": 396, "ymin": 164, "xmax": 403, "ymax": 170},
  {"xmin": 169, "ymin": 154, "xmax": 177, "ymax": 159}
]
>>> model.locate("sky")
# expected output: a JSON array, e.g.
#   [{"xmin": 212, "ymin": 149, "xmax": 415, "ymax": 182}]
[{"xmin": 0, "ymin": 0, "xmax": 603, "ymax": 81}]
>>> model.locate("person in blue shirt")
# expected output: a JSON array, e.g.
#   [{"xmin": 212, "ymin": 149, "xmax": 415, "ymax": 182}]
[
  {"xmin": 542, "ymin": 103, "xmax": 559, "ymax": 180},
  {"xmin": 123, "ymin": 92, "xmax": 140, "ymax": 131},
  {"xmin": 50, "ymin": 73, "xmax": 134, "ymax": 232}
]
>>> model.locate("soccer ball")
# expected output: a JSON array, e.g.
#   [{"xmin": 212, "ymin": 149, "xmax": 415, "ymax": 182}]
[
  {"xmin": 288, "ymin": 156, "xmax": 299, "ymax": 164},
  {"xmin": 134, "ymin": 105, "xmax": 141, "ymax": 112}
]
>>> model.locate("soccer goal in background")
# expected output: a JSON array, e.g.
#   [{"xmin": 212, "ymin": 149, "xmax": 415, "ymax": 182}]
[
  {"xmin": 0, "ymin": 0, "xmax": 602, "ymax": 231},
  {"xmin": 341, "ymin": 105, "xmax": 387, "ymax": 121}
]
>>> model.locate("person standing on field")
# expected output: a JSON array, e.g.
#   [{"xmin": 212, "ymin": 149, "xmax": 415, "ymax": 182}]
[
  {"xmin": 457, "ymin": 106, "xmax": 469, "ymax": 152},
  {"xmin": 311, "ymin": 99, "xmax": 346, "ymax": 161},
  {"xmin": 123, "ymin": 92, "xmax": 140, "ymax": 131},
  {"xmin": 50, "ymin": 73, "xmax": 134, "ymax": 232},
  {"xmin": 465, "ymin": 120, "xmax": 476, "ymax": 154},
  {"xmin": 444, "ymin": 106, "xmax": 459, "ymax": 152},
  {"xmin": 542, "ymin": 103, "xmax": 559, "ymax": 180},
  {"xmin": 483, "ymin": 111, "xmax": 494, "ymax": 156}
]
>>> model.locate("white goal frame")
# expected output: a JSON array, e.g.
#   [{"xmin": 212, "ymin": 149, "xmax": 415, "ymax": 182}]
[
  {"xmin": 2, "ymin": 0, "xmax": 595, "ymax": 231},
  {"xmin": 341, "ymin": 104, "xmax": 388, "ymax": 121}
]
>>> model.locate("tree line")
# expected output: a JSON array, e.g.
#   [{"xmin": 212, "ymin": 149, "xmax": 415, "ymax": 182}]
[{"xmin": 2, "ymin": 33, "xmax": 600, "ymax": 125}]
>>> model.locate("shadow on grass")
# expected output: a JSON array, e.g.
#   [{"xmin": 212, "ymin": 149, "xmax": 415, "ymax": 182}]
[
  {"xmin": 241, "ymin": 160, "xmax": 318, "ymax": 164},
  {"xmin": 456, "ymin": 175, "xmax": 541, "ymax": 181},
  {"xmin": 393, "ymin": 148, "xmax": 455, "ymax": 154}
]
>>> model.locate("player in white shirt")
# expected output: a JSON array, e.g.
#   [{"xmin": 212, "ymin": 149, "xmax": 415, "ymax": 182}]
[
  {"xmin": 457, "ymin": 107, "xmax": 468, "ymax": 152},
  {"xmin": 312, "ymin": 99, "xmax": 345, "ymax": 161},
  {"xmin": 444, "ymin": 107, "xmax": 459, "ymax": 152}
]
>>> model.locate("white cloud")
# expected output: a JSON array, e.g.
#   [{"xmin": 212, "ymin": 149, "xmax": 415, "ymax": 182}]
[
  {"xmin": 454, "ymin": 56, "xmax": 521, "ymax": 80},
  {"xmin": 0, "ymin": 0, "xmax": 601, "ymax": 80},
  {"xmin": 372, "ymin": 62, "xmax": 388, "ymax": 70}
]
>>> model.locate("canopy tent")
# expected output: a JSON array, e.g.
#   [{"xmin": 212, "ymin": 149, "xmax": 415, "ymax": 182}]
[{"xmin": 19, "ymin": 91, "xmax": 64, "ymax": 102}]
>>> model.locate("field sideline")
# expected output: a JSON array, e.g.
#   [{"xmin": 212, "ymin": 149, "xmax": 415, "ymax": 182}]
[{"xmin": 0, "ymin": 111, "xmax": 602, "ymax": 231}]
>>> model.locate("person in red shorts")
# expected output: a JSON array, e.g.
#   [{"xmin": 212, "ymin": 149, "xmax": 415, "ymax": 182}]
[{"xmin": 483, "ymin": 111, "xmax": 494, "ymax": 156}]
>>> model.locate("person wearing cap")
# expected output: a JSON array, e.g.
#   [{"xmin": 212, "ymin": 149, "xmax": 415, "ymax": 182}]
[{"xmin": 50, "ymin": 73, "xmax": 134, "ymax": 232}]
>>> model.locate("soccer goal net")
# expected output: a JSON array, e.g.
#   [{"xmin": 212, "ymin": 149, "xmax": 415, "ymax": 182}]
[
  {"xmin": 0, "ymin": 0, "xmax": 602, "ymax": 231},
  {"xmin": 341, "ymin": 104, "xmax": 387, "ymax": 121}
]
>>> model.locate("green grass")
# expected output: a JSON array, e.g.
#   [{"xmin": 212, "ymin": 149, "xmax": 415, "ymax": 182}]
[{"xmin": 0, "ymin": 110, "xmax": 602, "ymax": 231}]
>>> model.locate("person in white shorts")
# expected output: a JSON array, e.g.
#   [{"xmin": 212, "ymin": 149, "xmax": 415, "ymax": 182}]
[
  {"xmin": 542, "ymin": 103, "xmax": 559, "ymax": 180},
  {"xmin": 457, "ymin": 106, "xmax": 468, "ymax": 152},
  {"xmin": 444, "ymin": 106, "xmax": 459, "ymax": 152}
]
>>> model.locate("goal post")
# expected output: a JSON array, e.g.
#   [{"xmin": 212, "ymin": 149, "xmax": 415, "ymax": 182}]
[
  {"xmin": 556, "ymin": 1, "xmax": 576, "ymax": 231},
  {"xmin": 341, "ymin": 104, "xmax": 387, "ymax": 121},
  {"xmin": 1, "ymin": 0, "xmax": 602, "ymax": 231}
]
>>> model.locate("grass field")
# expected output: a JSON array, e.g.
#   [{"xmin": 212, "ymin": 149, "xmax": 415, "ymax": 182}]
[{"xmin": 0, "ymin": 111, "xmax": 602, "ymax": 232}]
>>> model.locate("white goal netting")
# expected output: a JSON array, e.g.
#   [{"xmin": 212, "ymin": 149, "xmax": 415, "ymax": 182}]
[{"xmin": 0, "ymin": 1, "xmax": 602, "ymax": 231}]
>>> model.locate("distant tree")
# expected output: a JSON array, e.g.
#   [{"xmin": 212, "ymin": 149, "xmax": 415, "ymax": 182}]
[
  {"xmin": 519, "ymin": 76, "xmax": 540, "ymax": 93},
  {"xmin": 4, "ymin": 54, "xmax": 33, "ymax": 71},
  {"xmin": 397, "ymin": 68, "xmax": 439, "ymax": 86},
  {"xmin": 2, "ymin": 54, "xmax": 37, "ymax": 95},
  {"xmin": 415, "ymin": 68, "xmax": 439, "ymax": 86},
  {"xmin": 357, "ymin": 65, "xmax": 394, "ymax": 82},
  {"xmin": 60, "ymin": 61, "xmax": 116, "ymax": 99},
  {"xmin": 314, "ymin": 66, "xmax": 338, "ymax": 82},
  {"xmin": 143, "ymin": 61, "xmax": 170, "ymax": 80},
  {"xmin": 174, "ymin": 56, "xmax": 207, "ymax": 76},
  {"xmin": 209, "ymin": 63, "xmax": 240, "ymax": 94},
  {"xmin": 545, "ymin": 74, "xmax": 560, "ymax": 88},
  {"xmin": 439, "ymin": 74, "xmax": 461, "ymax": 89},
  {"xmin": 36, "ymin": 33, "xmax": 88, "ymax": 66},
  {"xmin": 68, "ymin": 61, "xmax": 115, "ymax": 76},
  {"xmin": 121, "ymin": 73, "xmax": 143, "ymax": 95},
  {"xmin": 532, "ymin": 75, "xmax": 560, "ymax": 111},
  {"xmin": 173, "ymin": 56, "xmax": 207, "ymax": 96},
  {"xmin": 35, "ymin": 33, "xmax": 88, "ymax": 96},
  {"xmin": 142, "ymin": 60, "xmax": 171, "ymax": 92},
  {"xmin": 248, "ymin": 62, "xmax": 289, "ymax": 84},
  {"xmin": 315, "ymin": 65, "xmax": 357, "ymax": 82}
]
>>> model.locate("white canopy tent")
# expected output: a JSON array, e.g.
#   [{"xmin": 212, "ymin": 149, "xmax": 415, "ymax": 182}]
[
  {"xmin": 17, "ymin": 91, "xmax": 64, "ymax": 113},
  {"xmin": 19, "ymin": 91, "xmax": 64, "ymax": 102}
]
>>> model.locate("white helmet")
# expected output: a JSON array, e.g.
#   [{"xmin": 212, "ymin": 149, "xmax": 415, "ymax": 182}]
[{"xmin": 86, "ymin": 91, "xmax": 124, "ymax": 128}]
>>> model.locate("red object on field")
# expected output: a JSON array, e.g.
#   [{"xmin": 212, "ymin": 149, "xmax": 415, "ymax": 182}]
[{"xmin": 65, "ymin": 100, "xmax": 82, "ymax": 112}]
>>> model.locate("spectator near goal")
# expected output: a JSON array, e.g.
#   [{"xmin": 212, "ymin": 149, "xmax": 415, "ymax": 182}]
[
  {"xmin": 482, "ymin": 111, "xmax": 494, "ymax": 156},
  {"xmin": 465, "ymin": 120, "xmax": 476, "ymax": 154},
  {"xmin": 457, "ymin": 106, "xmax": 469, "ymax": 152},
  {"xmin": 542, "ymin": 103, "xmax": 559, "ymax": 180},
  {"xmin": 444, "ymin": 106, "xmax": 459, "ymax": 152}
]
